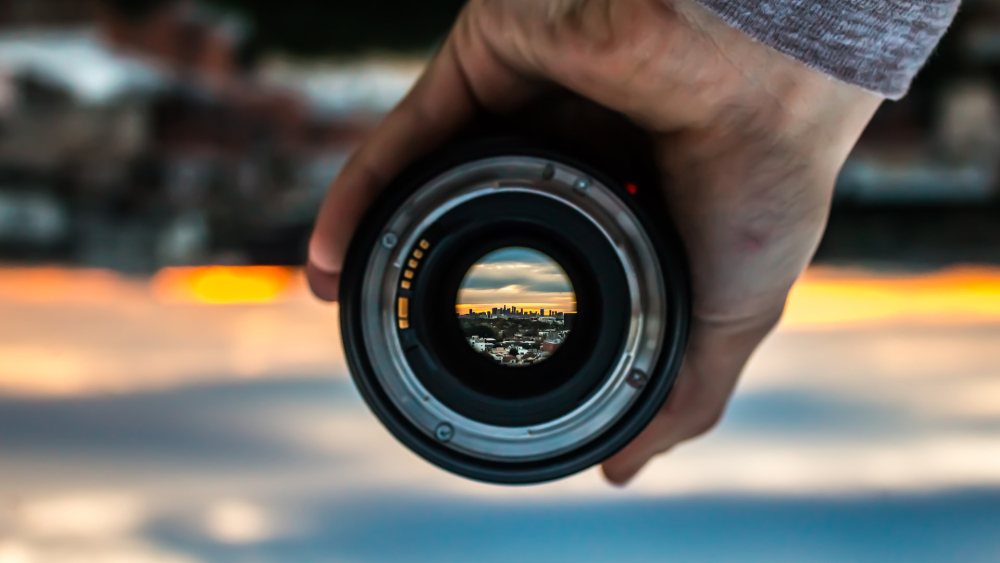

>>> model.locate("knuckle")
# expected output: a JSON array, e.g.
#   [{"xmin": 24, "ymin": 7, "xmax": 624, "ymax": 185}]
[{"xmin": 688, "ymin": 404, "xmax": 725, "ymax": 437}]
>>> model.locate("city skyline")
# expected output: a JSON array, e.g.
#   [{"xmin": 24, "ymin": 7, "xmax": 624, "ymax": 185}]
[
  {"xmin": 455, "ymin": 304, "xmax": 572, "ymax": 314},
  {"xmin": 455, "ymin": 247, "xmax": 577, "ymax": 315}
]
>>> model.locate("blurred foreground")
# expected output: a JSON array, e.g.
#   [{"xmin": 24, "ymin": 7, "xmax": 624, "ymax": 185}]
[{"xmin": 1, "ymin": 265, "xmax": 999, "ymax": 562}]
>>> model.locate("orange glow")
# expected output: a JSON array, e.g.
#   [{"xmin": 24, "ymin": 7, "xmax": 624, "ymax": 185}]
[
  {"xmin": 2, "ymin": 265, "xmax": 999, "ymax": 319},
  {"xmin": 0, "ymin": 265, "xmax": 998, "ymax": 399},
  {"xmin": 0, "ymin": 267, "xmax": 140, "ymax": 304},
  {"xmin": 0, "ymin": 266, "xmax": 338, "ymax": 398},
  {"xmin": 785, "ymin": 266, "xmax": 1000, "ymax": 328},
  {"xmin": 151, "ymin": 266, "xmax": 296, "ymax": 305}
]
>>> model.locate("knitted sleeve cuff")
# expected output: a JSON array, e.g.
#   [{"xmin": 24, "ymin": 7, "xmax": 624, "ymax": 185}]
[{"xmin": 691, "ymin": 0, "xmax": 961, "ymax": 99}]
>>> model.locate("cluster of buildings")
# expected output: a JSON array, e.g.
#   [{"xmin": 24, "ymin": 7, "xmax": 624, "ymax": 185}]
[
  {"xmin": 465, "ymin": 333, "xmax": 567, "ymax": 367},
  {"xmin": 460, "ymin": 309, "xmax": 573, "ymax": 366}
]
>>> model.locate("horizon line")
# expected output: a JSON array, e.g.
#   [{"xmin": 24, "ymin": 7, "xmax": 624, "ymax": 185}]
[{"xmin": 455, "ymin": 303, "xmax": 577, "ymax": 314}]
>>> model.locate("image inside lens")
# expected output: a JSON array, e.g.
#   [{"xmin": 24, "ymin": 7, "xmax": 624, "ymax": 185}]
[{"xmin": 456, "ymin": 247, "xmax": 576, "ymax": 367}]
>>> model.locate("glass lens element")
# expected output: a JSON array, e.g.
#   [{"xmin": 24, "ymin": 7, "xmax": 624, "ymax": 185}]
[{"xmin": 456, "ymin": 247, "xmax": 576, "ymax": 366}]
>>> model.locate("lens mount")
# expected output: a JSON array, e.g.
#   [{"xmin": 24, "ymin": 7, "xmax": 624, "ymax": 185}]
[{"xmin": 341, "ymin": 143, "xmax": 689, "ymax": 483}]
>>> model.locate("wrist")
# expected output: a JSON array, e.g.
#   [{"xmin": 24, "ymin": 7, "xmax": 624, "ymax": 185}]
[{"xmin": 672, "ymin": 0, "xmax": 882, "ymax": 158}]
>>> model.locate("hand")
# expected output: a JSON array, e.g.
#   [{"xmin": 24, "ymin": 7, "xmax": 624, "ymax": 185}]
[{"xmin": 308, "ymin": 0, "xmax": 883, "ymax": 484}]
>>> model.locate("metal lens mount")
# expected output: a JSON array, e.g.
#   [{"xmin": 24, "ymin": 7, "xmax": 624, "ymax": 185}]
[{"xmin": 340, "ymin": 145, "xmax": 689, "ymax": 484}]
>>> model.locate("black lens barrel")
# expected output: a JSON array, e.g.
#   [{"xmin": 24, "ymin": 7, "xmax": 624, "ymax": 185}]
[{"xmin": 339, "ymin": 136, "xmax": 689, "ymax": 484}]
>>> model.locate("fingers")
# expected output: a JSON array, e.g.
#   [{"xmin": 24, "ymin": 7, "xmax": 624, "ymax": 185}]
[
  {"xmin": 601, "ymin": 307, "xmax": 782, "ymax": 485},
  {"xmin": 306, "ymin": 9, "xmax": 541, "ymax": 301},
  {"xmin": 305, "ymin": 261, "xmax": 339, "ymax": 302},
  {"xmin": 306, "ymin": 37, "xmax": 475, "ymax": 300}
]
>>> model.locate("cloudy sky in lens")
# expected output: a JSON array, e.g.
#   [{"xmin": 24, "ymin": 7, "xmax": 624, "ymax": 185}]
[{"xmin": 455, "ymin": 247, "xmax": 577, "ymax": 313}]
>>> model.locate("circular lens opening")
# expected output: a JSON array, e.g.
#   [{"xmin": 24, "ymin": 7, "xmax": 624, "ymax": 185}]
[{"xmin": 456, "ymin": 247, "xmax": 576, "ymax": 367}]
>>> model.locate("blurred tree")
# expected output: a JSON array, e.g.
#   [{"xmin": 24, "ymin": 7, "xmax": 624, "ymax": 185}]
[
  {"xmin": 463, "ymin": 322, "xmax": 498, "ymax": 341},
  {"xmin": 104, "ymin": 0, "xmax": 166, "ymax": 19},
  {"xmin": 104, "ymin": 0, "xmax": 465, "ymax": 63},
  {"xmin": 205, "ymin": 0, "xmax": 465, "ymax": 58}
]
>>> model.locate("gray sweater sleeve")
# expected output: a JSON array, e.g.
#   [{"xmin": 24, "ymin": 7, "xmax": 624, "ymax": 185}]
[{"xmin": 691, "ymin": 0, "xmax": 961, "ymax": 99}]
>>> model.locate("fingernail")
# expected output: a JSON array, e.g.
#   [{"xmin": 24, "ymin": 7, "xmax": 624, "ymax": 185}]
[
  {"xmin": 601, "ymin": 463, "xmax": 638, "ymax": 487},
  {"xmin": 305, "ymin": 262, "xmax": 340, "ymax": 302}
]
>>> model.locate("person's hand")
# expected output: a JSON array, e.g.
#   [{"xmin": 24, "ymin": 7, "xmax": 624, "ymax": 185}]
[{"xmin": 308, "ymin": 0, "xmax": 883, "ymax": 484}]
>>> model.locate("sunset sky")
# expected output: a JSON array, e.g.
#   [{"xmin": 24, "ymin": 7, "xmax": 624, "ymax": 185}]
[{"xmin": 455, "ymin": 247, "xmax": 577, "ymax": 314}]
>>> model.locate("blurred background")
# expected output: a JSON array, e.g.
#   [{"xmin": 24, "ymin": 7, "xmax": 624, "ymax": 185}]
[{"xmin": 1, "ymin": 0, "xmax": 999, "ymax": 562}]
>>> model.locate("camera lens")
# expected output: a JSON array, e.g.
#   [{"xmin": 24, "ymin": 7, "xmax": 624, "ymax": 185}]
[{"xmin": 339, "ymin": 138, "xmax": 689, "ymax": 484}]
